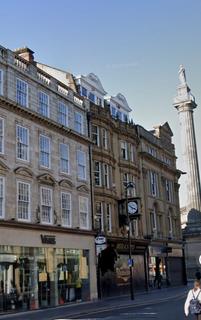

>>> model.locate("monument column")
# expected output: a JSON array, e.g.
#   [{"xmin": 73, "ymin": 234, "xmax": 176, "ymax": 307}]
[{"xmin": 173, "ymin": 65, "xmax": 201, "ymax": 212}]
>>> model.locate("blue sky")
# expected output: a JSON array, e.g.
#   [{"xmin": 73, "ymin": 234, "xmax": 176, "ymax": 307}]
[{"xmin": 1, "ymin": 0, "xmax": 201, "ymax": 206}]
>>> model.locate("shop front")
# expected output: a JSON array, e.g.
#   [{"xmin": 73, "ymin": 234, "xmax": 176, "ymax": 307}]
[
  {"xmin": 98, "ymin": 239, "xmax": 149, "ymax": 298},
  {"xmin": 0, "ymin": 224, "xmax": 97, "ymax": 312},
  {"xmin": 148, "ymin": 242, "xmax": 185, "ymax": 289}
]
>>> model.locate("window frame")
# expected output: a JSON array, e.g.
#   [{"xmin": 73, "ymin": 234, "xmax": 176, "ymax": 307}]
[
  {"xmin": 102, "ymin": 128, "xmax": 108, "ymax": 150},
  {"xmin": 16, "ymin": 78, "xmax": 28, "ymax": 108},
  {"xmin": 0, "ymin": 69, "xmax": 3, "ymax": 96},
  {"xmin": 58, "ymin": 101, "xmax": 68, "ymax": 127},
  {"xmin": 61, "ymin": 192, "xmax": 71, "ymax": 227},
  {"xmin": 0, "ymin": 176, "xmax": 5, "ymax": 219},
  {"xmin": 17, "ymin": 180, "xmax": 31, "ymax": 222},
  {"xmin": 106, "ymin": 203, "xmax": 112, "ymax": 233},
  {"xmin": 16, "ymin": 124, "xmax": 29, "ymax": 162},
  {"xmin": 103, "ymin": 163, "xmax": 109, "ymax": 188},
  {"xmin": 95, "ymin": 201, "xmax": 104, "ymax": 232},
  {"xmin": 79, "ymin": 196, "xmax": 89, "ymax": 230},
  {"xmin": 59, "ymin": 143, "xmax": 70, "ymax": 174},
  {"xmin": 0, "ymin": 117, "xmax": 4, "ymax": 154},
  {"xmin": 39, "ymin": 134, "xmax": 51, "ymax": 169},
  {"xmin": 77, "ymin": 150, "xmax": 86, "ymax": 180},
  {"xmin": 120, "ymin": 141, "xmax": 128, "ymax": 160},
  {"xmin": 38, "ymin": 91, "xmax": 50, "ymax": 118},
  {"xmin": 92, "ymin": 125, "xmax": 100, "ymax": 146},
  {"xmin": 40, "ymin": 186, "xmax": 53, "ymax": 225},
  {"xmin": 74, "ymin": 112, "xmax": 83, "ymax": 134},
  {"xmin": 94, "ymin": 161, "xmax": 102, "ymax": 186}
]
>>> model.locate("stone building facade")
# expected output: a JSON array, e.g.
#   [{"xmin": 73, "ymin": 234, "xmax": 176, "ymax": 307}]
[
  {"xmin": 137, "ymin": 124, "xmax": 185, "ymax": 287},
  {"xmin": 0, "ymin": 45, "xmax": 97, "ymax": 312},
  {"xmin": 0, "ymin": 43, "xmax": 185, "ymax": 312},
  {"xmin": 74, "ymin": 70, "xmax": 184, "ymax": 296}
]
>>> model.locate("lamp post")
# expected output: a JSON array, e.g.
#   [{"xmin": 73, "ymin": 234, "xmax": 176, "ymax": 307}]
[{"xmin": 125, "ymin": 181, "xmax": 135, "ymax": 300}]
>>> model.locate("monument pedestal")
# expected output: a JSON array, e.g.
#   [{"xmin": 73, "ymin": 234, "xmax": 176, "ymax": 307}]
[{"xmin": 183, "ymin": 209, "xmax": 201, "ymax": 280}]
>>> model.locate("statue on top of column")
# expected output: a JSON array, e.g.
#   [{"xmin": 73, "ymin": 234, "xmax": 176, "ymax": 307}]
[{"xmin": 178, "ymin": 64, "xmax": 186, "ymax": 85}]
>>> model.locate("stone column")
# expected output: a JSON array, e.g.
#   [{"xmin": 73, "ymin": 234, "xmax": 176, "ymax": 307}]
[{"xmin": 173, "ymin": 69, "xmax": 201, "ymax": 212}]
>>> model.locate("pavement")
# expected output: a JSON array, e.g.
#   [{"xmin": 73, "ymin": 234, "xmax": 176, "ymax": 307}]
[{"xmin": 0, "ymin": 286, "xmax": 188, "ymax": 320}]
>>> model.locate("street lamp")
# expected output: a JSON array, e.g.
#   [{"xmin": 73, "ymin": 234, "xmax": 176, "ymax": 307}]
[{"xmin": 124, "ymin": 181, "xmax": 135, "ymax": 301}]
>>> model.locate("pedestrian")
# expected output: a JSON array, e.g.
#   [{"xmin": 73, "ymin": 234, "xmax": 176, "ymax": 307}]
[{"xmin": 184, "ymin": 279, "xmax": 201, "ymax": 319}]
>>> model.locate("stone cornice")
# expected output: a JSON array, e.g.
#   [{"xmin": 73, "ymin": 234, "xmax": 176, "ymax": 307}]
[
  {"xmin": 139, "ymin": 151, "xmax": 177, "ymax": 175},
  {"xmin": 92, "ymin": 149, "xmax": 116, "ymax": 165},
  {"xmin": 0, "ymin": 96, "xmax": 91, "ymax": 145}
]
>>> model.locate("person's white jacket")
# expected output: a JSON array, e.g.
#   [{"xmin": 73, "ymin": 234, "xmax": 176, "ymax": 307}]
[{"xmin": 184, "ymin": 288, "xmax": 201, "ymax": 316}]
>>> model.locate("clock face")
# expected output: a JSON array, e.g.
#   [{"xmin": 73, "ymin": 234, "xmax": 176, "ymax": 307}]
[{"xmin": 128, "ymin": 201, "xmax": 138, "ymax": 214}]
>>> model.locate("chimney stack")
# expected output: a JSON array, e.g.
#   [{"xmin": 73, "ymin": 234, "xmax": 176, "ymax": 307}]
[{"xmin": 14, "ymin": 47, "xmax": 35, "ymax": 63}]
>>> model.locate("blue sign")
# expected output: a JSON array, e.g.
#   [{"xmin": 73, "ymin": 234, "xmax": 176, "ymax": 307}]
[{"xmin": 128, "ymin": 258, "xmax": 134, "ymax": 267}]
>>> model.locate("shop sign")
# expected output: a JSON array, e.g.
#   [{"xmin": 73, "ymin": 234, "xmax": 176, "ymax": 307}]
[
  {"xmin": 41, "ymin": 234, "xmax": 56, "ymax": 244},
  {"xmin": 95, "ymin": 236, "xmax": 106, "ymax": 245}
]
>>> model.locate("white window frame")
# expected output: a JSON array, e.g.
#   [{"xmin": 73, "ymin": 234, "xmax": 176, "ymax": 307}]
[
  {"xmin": 95, "ymin": 202, "xmax": 104, "ymax": 231},
  {"xmin": 92, "ymin": 125, "xmax": 100, "ymax": 146},
  {"xmin": 17, "ymin": 181, "xmax": 30, "ymax": 222},
  {"xmin": 39, "ymin": 91, "xmax": 49, "ymax": 118},
  {"xmin": 16, "ymin": 125, "xmax": 29, "ymax": 162},
  {"xmin": 103, "ymin": 163, "xmax": 109, "ymax": 188},
  {"xmin": 102, "ymin": 128, "xmax": 108, "ymax": 150},
  {"xmin": 16, "ymin": 78, "xmax": 28, "ymax": 108},
  {"xmin": 79, "ymin": 196, "xmax": 89, "ymax": 229},
  {"xmin": 0, "ymin": 69, "xmax": 3, "ymax": 96},
  {"xmin": 106, "ymin": 203, "xmax": 112, "ymax": 233},
  {"xmin": 150, "ymin": 171, "xmax": 158, "ymax": 197},
  {"xmin": 58, "ymin": 102, "xmax": 68, "ymax": 127},
  {"xmin": 120, "ymin": 141, "xmax": 128, "ymax": 160},
  {"xmin": 0, "ymin": 176, "xmax": 5, "ymax": 219},
  {"xmin": 77, "ymin": 150, "xmax": 86, "ymax": 180},
  {"xmin": 40, "ymin": 187, "xmax": 52, "ymax": 224},
  {"xmin": 168, "ymin": 210, "xmax": 173, "ymax": 236},
  {"xmin": 0, "ymin": 117, "xmax": 4, "ymax": 154},
  {"xmin": 165, "ymin": 179, "xmax": 174, "ymax": 203},
  {"xmin": 130, "ymin": 144, "xmax": 135, "ymax": 162},
  {"xmin": 94, "ymin": 161, "xmax": 102, "ymax": 186},
  {"xmin": 60, "ymin": 143, "xmax": 70, "ymax": 174},
  {"xmin": 150, "ymin": 207, "xmax": 157, "ymax": 233},
  {"xmin": 39, "ymin": 134, "xmax": 51, "ymax": 169},
  {"xmin": 61, "ymin": 192, "xmax": 71, "ymax": 227},
  {"xmin": 74, "ymin": 112, "xmax": 83, "ymax": 134}
]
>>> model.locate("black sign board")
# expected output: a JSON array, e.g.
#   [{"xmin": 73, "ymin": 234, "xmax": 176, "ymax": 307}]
[{"xmin": 41, "ymin": 234, "xmax": 56, "ymax": 245}]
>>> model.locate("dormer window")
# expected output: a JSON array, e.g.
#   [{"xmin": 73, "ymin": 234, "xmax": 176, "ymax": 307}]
[
  {"xmin": 88, "ymin": 92, "xmax": 95, "ymax": 103},
  {"xmin": 81, "ymin": 86, "xmax": 87, "ymax": 97}
]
